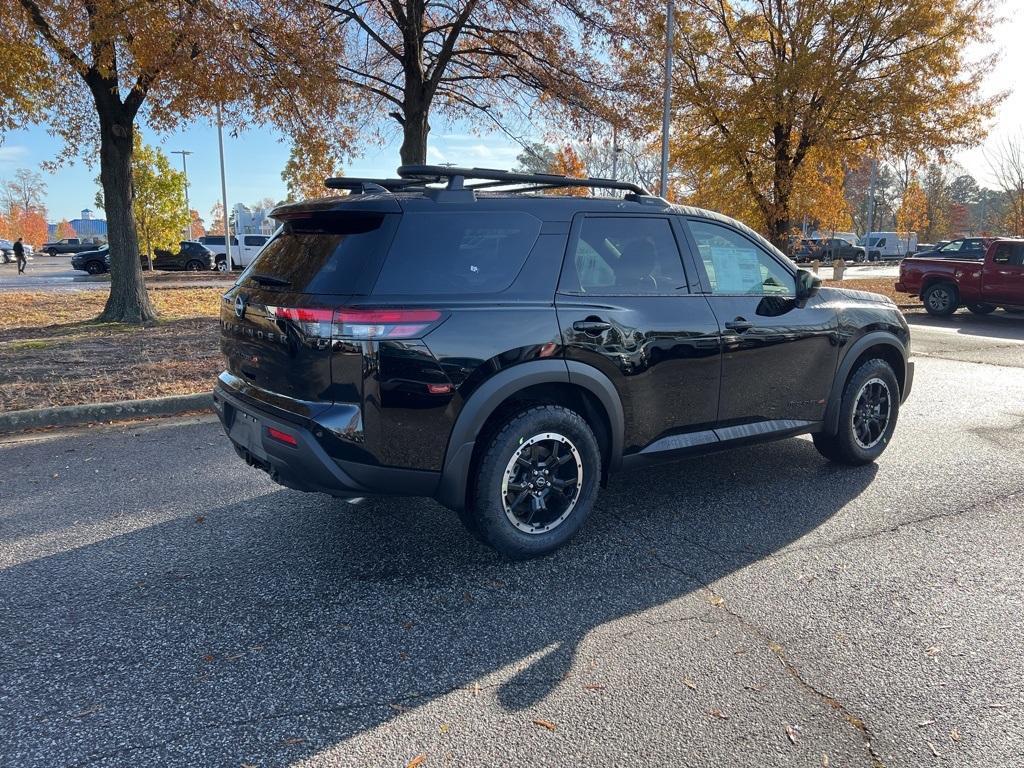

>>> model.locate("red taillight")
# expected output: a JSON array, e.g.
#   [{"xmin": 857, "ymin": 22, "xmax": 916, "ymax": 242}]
[
  {"xmin": 269, "ymin": 306, "xmax": 442, "ymax": 340},
  {"xmin": 267, "ymin": 426, "xmax": 298, "ymax": 447},
  {"xmin": 333, "ymin": 308, "xmax": 442, "ymax": 340}
]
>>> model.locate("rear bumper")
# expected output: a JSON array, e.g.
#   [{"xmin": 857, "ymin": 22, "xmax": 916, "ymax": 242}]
[{"xmin": 213, "ymin": 381, "xmax": 439, "ymax": 499}]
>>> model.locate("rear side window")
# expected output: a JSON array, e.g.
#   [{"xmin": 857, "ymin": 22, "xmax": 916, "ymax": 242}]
[
  {"xmin": 244, "ymin": 235, "xmax": 268, "ymax": 247},
  {"xmin": 560, "ymin": 216, "xmax": 687, "ymax": 295},
  {"xmin": 373, "ymin": 212, "xmax": 541, "ymax": 295},
  {"xmin": 237, "ymin": 212, "xmax": 397, "ymax": 294}
]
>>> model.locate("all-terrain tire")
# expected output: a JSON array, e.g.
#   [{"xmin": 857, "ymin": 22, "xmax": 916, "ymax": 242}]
[
  {"xmin": 813, "ymin": 358, "xmax": 900, "ymax": 466},
  {"xmin": 465, "ymin": 405, "xmax": 601, "ymax": 559}
]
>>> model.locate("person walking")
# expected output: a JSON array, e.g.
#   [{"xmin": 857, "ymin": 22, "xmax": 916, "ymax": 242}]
[{"xmin": 13, "ymin": 238, "xmax": 26, "ymax": 274}]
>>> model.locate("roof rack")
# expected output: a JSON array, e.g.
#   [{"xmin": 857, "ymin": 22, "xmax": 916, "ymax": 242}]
[
  {"xmin": 397, "ymin": 165, "xmax": 652, "ymax": 197},
  {"xmin": 321, "ymin": 165, "xmax": 665, "ymax": 205}
]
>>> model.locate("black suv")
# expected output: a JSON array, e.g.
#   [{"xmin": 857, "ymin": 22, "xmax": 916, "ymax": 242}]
[{"xmin": 214, "ymin": 166, "xmax": 913, "ymax": 558}]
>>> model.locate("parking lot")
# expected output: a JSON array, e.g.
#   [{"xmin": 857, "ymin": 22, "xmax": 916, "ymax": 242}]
[{"xmin": 2, "ymin": 314, "xmax": 1022, "ymax": 767}]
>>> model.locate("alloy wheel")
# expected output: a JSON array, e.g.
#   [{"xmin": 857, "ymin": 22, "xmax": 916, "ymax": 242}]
[
  {"xmin": 927, "ymin": 287, "xmax": 952, "ymax": 313},
  {"xmin": 501, "ymin": 432, "xmax": 583, "ymax": 534},
  {"xmin": 852, "ymin": 377, "xmax": 892, "ymax": 449}
]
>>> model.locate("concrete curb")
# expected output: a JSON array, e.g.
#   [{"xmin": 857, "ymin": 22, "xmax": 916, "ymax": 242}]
[{"xmin": 0, "ymin": 393, "xmax": 213, "ymax": 435}]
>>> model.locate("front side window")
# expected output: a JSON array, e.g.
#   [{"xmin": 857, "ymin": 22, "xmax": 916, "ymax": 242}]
[
  {"xmin": 560, "ymin": 216, "xmax": 687, "ymax": 295},
  {"xmin": 992, "ymin": 242, "xmax": 1024, "ymax": 265},
  {"xmin": 687, "ymin": 220, "xmax": 795, "ymax": 296}
]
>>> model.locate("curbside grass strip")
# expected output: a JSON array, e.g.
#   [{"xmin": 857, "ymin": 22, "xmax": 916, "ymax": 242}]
[{"xmin": 0, "ymin": 392, "xmax": 213, "ymax": 435}]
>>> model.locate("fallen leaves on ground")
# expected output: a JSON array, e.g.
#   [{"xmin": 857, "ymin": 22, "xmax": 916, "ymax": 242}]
[
  {"xmin": 784, "ymin": 723, "xmax": 800, "ymax": 745},
  {"xmin": 683, "ymin": 678, "xmax": 697, "ymax": 691},
  {"xmin": 532, "ymin": 719, "xmax": 557, "ymax": 731},
  {"xmin": 709, "ymin": 709, "xmax": 729, "ymax": 720},
  {"xmin": 282, "ymin": 737, "xmax": 304, "ymax": 746},
  {"xmin": 928, "ymin": 741, "xmax": 942, "ymax": 757},
  {"xmin": 406, "ymin": 754, "xmax": 426, "ymax": 768}
]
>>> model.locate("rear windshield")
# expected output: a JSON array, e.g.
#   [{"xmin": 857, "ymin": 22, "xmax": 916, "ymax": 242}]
[
  {"xmin": 236, "ymin": 212, "xmax": 397, "ymax": 295},
  {"xmin": 372, "ymin": 211, "xmax": 541, "ymax": 295}
]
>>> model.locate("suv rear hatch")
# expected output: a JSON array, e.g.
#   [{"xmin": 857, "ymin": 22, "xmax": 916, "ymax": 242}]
[{"xmin": 220, "ymin": 201, "xmax": 402, "ymax": 415}]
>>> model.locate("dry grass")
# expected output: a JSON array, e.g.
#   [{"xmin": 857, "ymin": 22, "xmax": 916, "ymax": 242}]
[
  {"xmin": 823, "ymin": 276, "xmax": 921, "ymax": 308},
  {"xmin": 0, "ymin": 287, "xmax": 223, "ymax": 330},
  {"xmin": 0, "ymin": 287, "xmax": 224, "ymax": 411}
]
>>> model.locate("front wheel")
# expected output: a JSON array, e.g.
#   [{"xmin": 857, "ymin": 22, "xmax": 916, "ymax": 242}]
[
  {"xmin": 922, "ymin": 282, "xmax": 958, "ymax": 317},
  {"xmin": 967, "ymin": 303, "xmax": 996, "ymax": 315},
  {"xmin": 813, "ymin": 358, "xmax": 900, "ymax": 466},
  {"xmin": 185, "ymin": 259, "xmax": 204, "ymax": 271},
  {"xmin": 217, "ymin": 259, "xmax": 230, "ymax": 273},
  {"xmin": 85, "ymin": 261, "xmax": 103, "ymax": 275},
  {"xmin": 466, "ymin": 405, "xmax": 601, "ymax": 559}
]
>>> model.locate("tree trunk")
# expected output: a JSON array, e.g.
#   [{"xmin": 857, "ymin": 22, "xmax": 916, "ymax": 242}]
[
  {"xmin": 399, "ymin": 108, "xmax": 430, "ymax": 166},
  {"xmin": 97, "ymin": 111, "xmax": 156, "ymax": 323}
]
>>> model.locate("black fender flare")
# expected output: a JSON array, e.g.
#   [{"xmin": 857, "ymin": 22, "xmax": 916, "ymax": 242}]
[
  {"xmin": 823, "ymin": 331, "xmax": 908, "ymax": 434},
  {"xmin": 435, "ymin": 359, "xmax": 624, "ymax": 512}
]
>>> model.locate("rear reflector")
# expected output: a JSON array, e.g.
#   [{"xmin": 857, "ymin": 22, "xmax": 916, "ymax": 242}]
[{"xmin": 267, "ymin": 426, "xmax": 298, "ymax": 447}]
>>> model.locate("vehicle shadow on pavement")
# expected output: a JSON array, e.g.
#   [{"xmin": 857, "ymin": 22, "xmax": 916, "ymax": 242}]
[
  {"xmin": 907, "ymin": 311, "xmax": 1024, "ymax": 341},
  {"xmin": 0, "ymin": 435, "xmax": 876, "ymax": 766}
]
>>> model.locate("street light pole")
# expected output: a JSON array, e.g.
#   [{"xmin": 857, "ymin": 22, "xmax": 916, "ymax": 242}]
[
  {"xmin": 172, "ymin": 150, "xmax": 193, "ymax": 239},
  {"xmin": 216, "ymin": 105, "xmax": 233, "ymax": 271},
  {"xmin": 659, "ymin": 0, "xmax": 674, "ymax": 200}
]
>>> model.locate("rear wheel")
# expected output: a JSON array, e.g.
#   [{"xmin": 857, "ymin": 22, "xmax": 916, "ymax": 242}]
[
  {"xmin": 466, "ymin": 405, "xmax": 600, "ymax": 559},
  {"xmin": 967, "ymin": 303, "xmax": 996, "ymax": 315},
  {"xmin": 813, "ymin": 358, "xmax": 900, "ymax": 466},
  {"xmin": 922, "ymin": 282, "xmax": 958, "ymax": 317}
]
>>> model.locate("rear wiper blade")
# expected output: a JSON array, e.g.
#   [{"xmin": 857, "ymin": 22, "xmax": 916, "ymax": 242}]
[{"xmin": 250, "ymin": 273, "xmax": 291, "ymax": 287}]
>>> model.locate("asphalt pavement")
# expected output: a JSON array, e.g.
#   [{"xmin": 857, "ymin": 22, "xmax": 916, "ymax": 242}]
[
  {"xmin": 1, "ymin": 314, "xmax": 1023, "ymax": 767},
  {"xmin": 0, "ymin": 254, "xmax": 901, "ymax": 291},
  {"xmin": 0, "ymin": 255, "xmax": 230, "ymax": 291}
]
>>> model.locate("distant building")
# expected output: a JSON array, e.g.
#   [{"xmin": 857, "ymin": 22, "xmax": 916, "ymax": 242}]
[
  {"xmin": 47, "ymin": 208, "xmax": 108, "ymax": 240},
  {"xmin": 233, "ymin": 204, "xmax": 276, "ymax": 237}
]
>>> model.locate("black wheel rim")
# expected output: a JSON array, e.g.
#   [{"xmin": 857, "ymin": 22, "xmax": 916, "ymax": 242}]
[
  {"xmin": 853, "ymin": 377, "xmax": 892, "ymax": 449},
  {"xmin": 928, "ymin": 288, "xmax": 951, "ymax": 312},
  {"xmin": 501, "ymin": 432, "xmax": 583, "ymax": 534}
]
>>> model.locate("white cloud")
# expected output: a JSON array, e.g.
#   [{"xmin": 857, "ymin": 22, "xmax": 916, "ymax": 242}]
[
  {"xmin": 426, "ymin": 145, "xmax": 448, "ymax": 163},
  {"xmin": 0, "ymin": 145, "xmax": 29, "ymax": 166}
]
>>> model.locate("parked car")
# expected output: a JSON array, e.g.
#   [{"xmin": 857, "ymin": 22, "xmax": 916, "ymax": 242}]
[
  {"xmin": 792, "ymin": 238, "xmax": 823, "ymax": 262},
  {"xmin": 213, "ymin": 165, "xmax": 913, "ymax": 558},
  {"xmin": 0, "ymin": 239, "xmax": 34, "ymax": 263},
  {"xmin": 909, "ymin": 237, "xmax": 990, "ymax": 260},
  {"xmin": 151, "ymin": 241, "xmax": 215, "ymax": 271},
  {"xmin": 895, "ymin": 238, "xmax": 1024, "ymax": 316},
  {"xmin": 40, "ymin": 237, "xmax": 103, "ymax": 256},
  {"xmin": 862, "ymin": 232, "xmax": 918, "ymax": 261},
  {"xmin": 71, "ymin": 245, "xmax": 110, "ymax": 274},
  {"xmin": 200, "ymin": 233, "xmax": 272, "ymax": 271},
  {"xmin": 71, "ymin": 245, "xmax": 153, "ymax": 274},
  {"xmin": 818, "ymin": 237, "xmax": 867, "ymax": 263}
]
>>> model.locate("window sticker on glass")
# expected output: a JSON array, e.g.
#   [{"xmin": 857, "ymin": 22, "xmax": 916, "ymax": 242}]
[{"xmin": 707, "ymin": 245, "xmax": 763, "ymax": 293}]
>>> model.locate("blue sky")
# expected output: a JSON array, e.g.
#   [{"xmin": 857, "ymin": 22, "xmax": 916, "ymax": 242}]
[{"xmin": 1, "ymin": 8, "xmax": 1020, "ymax": 225}]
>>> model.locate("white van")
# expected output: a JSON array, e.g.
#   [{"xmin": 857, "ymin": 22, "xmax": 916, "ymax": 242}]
[
  {"xmin": 862, "ymin": 231, "xmax": 917, "ymax": 261},
  {"xmin": 201, "ymin": 233, "xmax": 273, "ymax": 271}
]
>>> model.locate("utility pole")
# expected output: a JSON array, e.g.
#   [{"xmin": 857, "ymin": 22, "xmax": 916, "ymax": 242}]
[
  {"xmin": 216, "ymin": 105, "xmax": 233, "ymax": 271},
  {"xmin": 659, "ymin": 0, "xmax": 674, "ymax": 200},
  {"xmin": 865, "ymin": 158, "xmax": 878, "ymax": 237},
  {"xmin": 172, "ymin": 150, "xmax": 194, "ymax": 239}
]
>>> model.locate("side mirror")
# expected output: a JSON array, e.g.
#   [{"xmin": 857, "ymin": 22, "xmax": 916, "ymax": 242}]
[{"xmin": 796, "ymin": 268, "xmax": 821, "ymax": 306}]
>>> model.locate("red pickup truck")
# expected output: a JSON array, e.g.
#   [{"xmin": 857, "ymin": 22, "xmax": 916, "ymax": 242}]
[{"xmin": 896, "ymin": 239, "xmax": 1024, "ymax": 316}]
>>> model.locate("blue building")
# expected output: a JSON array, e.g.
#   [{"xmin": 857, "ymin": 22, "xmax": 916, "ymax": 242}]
[{"xmin": 48, "ymin": 209, "xmax": 108, "ymax": 240}]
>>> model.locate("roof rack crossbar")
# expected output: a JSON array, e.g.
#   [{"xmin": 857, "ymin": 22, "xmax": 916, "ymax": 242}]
[
  {"xmin": 396, "ymin": 165, "xmax": 651, "ymax": 196},
  {"xmin": 323, "ymin": 177, "xmax": 425, "ymax": 194}
]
